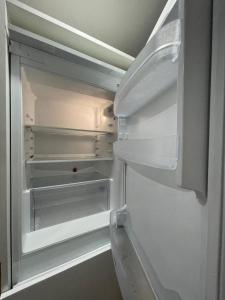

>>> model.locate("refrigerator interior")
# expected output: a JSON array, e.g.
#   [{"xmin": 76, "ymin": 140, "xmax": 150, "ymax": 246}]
[
  {"xmin": 22, "ymin": 65, "xmax": 115, "ymax": 160},
  {"xmin": 11, "ymin": 58, "xmax": 123, "ymax": 283},
  {"xmin": 22, "ymin": 65, "xmax": 115, "ymax": 230}
]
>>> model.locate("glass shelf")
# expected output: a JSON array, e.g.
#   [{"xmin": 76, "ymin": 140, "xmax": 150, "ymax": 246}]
[
  {"xmin": 25, "ymin": 125, "xmax": 114, "ymax": 136},
  {"xmin": 29, "ymin": 171, "xmax": 111, "ymax": 190},
  {"xmin": 26, "ymin": 157, "xmax": 113, "ymax": 164}
]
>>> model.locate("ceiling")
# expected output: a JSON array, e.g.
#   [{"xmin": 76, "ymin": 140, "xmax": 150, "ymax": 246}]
[{"xmin": 18, "ymin": 0, "xmax": 167, "ymax": 57}]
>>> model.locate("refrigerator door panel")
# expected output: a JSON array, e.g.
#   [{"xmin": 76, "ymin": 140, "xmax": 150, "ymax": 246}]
[
  {"xmin": 123, "ymin": 166, "xmax": 205, "ymax": 300},
  {"xmin": 111, "ymin": 0, "xmax": 212, "ymax": 299},
  {"xmin": 114, "ymin": 0, "xmax": 211, "ymax": 197}
]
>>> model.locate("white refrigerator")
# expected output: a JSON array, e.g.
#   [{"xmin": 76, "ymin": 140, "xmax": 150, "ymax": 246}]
[{"xmin": 0, "ymin": 0, "xmax": 220, "ymax": 299}]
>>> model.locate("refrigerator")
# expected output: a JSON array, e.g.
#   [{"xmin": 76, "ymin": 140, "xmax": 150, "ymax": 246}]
[{"xmin": 0, "ymin": 0, "xmax": 219, "ymax": 299}]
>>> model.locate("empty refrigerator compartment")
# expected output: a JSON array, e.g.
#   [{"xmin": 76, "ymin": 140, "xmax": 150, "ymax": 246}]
[
  {"xmin": 22, "ymin": 66, "xmax": 116, "ymax": 161},
  {"xmin": 22, "ymin": 66, "xmax": 115, "ymax": 132},
  {"xmin": 25, "ymin": 126, "xmax": 114, "ymax": 161},
  {"xmin": 26, "ymin": 159, "xmax": 113, "ymax": 185},
  {"xmin": 31, "ymin": 181, "xmax": 110, "ymax": 230},
  {"xmin": 20, "ymin": 63, "xmax": 115, "ymax": 252}
]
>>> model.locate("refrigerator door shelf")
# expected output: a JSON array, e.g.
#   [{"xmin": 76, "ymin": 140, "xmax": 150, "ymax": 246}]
[
  {"xmin": 113, "ymin": 135, "xmax": 178, "ymax": 171},
  {"xmin": 114, "ymin": 20, "xmax": 180, "ymax": 117}
]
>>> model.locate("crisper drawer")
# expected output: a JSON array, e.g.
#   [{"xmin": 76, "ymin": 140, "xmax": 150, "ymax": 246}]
[{"xmin": 31, "ymin": 180, "xmax": 110, "ymax": 230}]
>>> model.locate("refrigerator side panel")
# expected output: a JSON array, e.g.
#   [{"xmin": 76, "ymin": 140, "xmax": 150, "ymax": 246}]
[
  {"xmin": 0, "ymin": 0, "xmax": 11, "ymax": 293},
  {"xmin": 10, "ymin": 54, "xmax": 24, "ymax": 286},
  {"xmin": 208, "ymin": 0, "xmax": 225, "ymax": 299}
]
